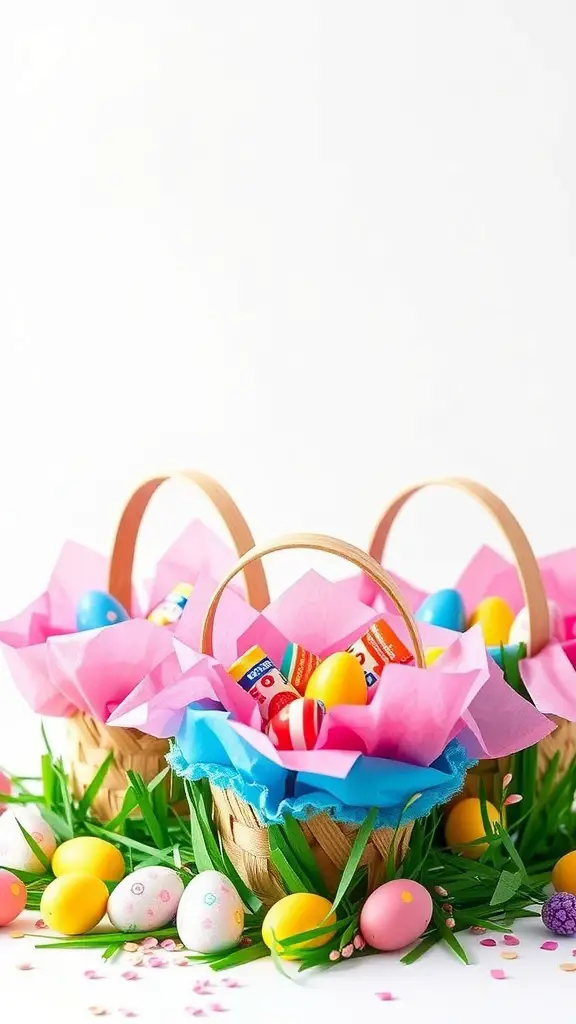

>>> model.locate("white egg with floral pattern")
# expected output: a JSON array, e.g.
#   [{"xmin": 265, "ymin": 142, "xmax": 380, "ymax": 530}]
[
  {"xmin": 177, "ymin": 870, "xmax": 244, "ymax": 954},
  {"xmin": 107, "ymin": 866, "xmax": 184, "ymax": 932}
]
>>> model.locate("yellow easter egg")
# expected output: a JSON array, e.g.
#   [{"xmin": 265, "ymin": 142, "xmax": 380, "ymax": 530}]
[
  {"xmin": 40, "ymin": 873, "xmax": 109, "ymax": 935},
  {"xmin": 552, "ymin": 851, "xmax": 576, "ymax": 895},
  {"xmin": 425, "ymin": 647, "xmax": 445, "ymax": 666},
  {"xmin": 51, "ymin": 836, "xmax": 125, "ymax": 882},
  {"xmin": 468, "ymin": 597, "xmax": 515, "ymax": 647},
  {"xmin": 262, "ymin": 893, "xmax": 336, "ymax": 959},
  {"xmin": 445, "ymin": 797, "xmax": 500, "ymax": 859},
  {"xmin": 305, "ymin": 652, "xmax": 367, "ymax": 709}
]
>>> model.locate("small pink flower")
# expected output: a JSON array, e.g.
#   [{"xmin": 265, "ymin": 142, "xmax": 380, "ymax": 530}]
[
  {"xmin": 442, "ymin": 903, "xmax": 453, "ymax": 913},
  {"xmin": 504, "ymin": 794, "xmax": 523, "ymax": 807},
  {"xmin": 445, "ymin": 917, "xmax": 455, "ymax": 929},
  {"xmin": 434, "ymin": 886, "xmax": 448, "ymax": 897},
  {"xmin": 341, "ymin": 944, "xmax": 354, "ymax": 959},
  {"xmin": 353, "ymin": 934, "xmax": 365, "ymax": 950},
  {"xmin": 470, "ymin": 926, "xmax": 486, "ymax": 935},
  {"xmin": 502, "ymin": 773, "xmax": 513, "ymax": 789},
  {"xmin": 329, "ymin": 950, "xmax": 340, "ymax": 961},
  {"xmin": 34, "ymin": 919, "xmax": 47, "ymax": 930}
]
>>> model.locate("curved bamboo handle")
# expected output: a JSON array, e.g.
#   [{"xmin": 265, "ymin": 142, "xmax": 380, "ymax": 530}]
[
  {"xmin": 200, "ymin": 532, "xmax": 426, "ymax": 666},
  {"xmin": 368, "ymin": 477, "xmax": 549, "ymax": 656},
  {"xmin": 108, "ymin": 471, "xmax": 270, "ymax": 614}
]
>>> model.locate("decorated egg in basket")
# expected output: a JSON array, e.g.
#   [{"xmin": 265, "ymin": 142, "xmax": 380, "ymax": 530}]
[
  {"xmin": 266, "ymin": 698, "xmax": 325, "ymax": 750},
  {"xmin": 108, "ymin": 866, "xmax": 184, "ymax": 931},
  {"xmin": 177, "ymin": 870, "xmax": 244, "ymax": 954}
]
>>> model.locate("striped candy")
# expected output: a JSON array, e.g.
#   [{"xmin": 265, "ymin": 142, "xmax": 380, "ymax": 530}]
[{"xmin": 266, "ymin": 698, "xmax": 325, "ymax": 751}]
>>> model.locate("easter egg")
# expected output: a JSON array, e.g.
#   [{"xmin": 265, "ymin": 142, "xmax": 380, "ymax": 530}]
[
  {"xmin": 177, "ymin": 870, "xmax": 244, "ymax": 954},
  {"xmin": 0, "ymin": 771, "xmax": 10, "ymax": 813},
  {"xmin": 0, "ymin": 868, "xmax": 27, "ymax": 926},
  {"xmin": 415, "ymin": 590, "xmax": 465, "ymax": 632},
  {"xmin": 468, "ymin": 597, "xmax": 514, "ymax": 647},
  {"xmin": 107, "ymin": 866, "xmax": 184, "ymax": 932},
  {"xmin": 52, "ymin": 836, "xmax": 125, "ymax": 882},
  {"xmin": 0, "ymin": 806, "xmax": 57, "ymax": 873},
  {"xmin": 445, "ymin": 797, "xmax": 500, "ymax": 859},
  {"xmin": 40, "ymin": 873, "xmax": 109, "ymax": 935},
  {"xmin": 76, "ymin": 590, "xmax": 130, "ymax": 632},
  {"xmin": 262, "ymin": 893, "xmax": 336, "ymax": 959},
  {"xmin": 424, "ymin": 647, "xmax": 445, "ymax": 666},
  {"xmin": 305, "ymin": 652, "xmax": 367, "ymax": 709},
  {"xmin": 266, "ymin": 698, "xmax": 325, "ymax": 751},
  {"xmin": 359, "ymin": 878, "xmax": 433, "ymax": 951},
  {"xmin": 509, "ymin": 600, "xmax": 565, "ymax": 647},
  {"xmin": 552, "ymin": 851, "xmax": 576, "ymax": 895}
]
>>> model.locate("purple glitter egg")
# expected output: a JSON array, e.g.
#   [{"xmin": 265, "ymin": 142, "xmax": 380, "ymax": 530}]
[{"xmin": 542, "ymin": 892, "xmax": 576, "ymax": 936}]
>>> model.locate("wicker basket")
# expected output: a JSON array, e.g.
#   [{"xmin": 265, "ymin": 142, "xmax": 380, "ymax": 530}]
[
  {"xmin": 368, "ymin": 476, "xmax": 576, "ymax": 797},
  {"xmin": 198, "ymin": 533, "xmax": 426, "ymax": 907},
  {"xmin": 66, "ymin": 470, "xmax": 270, "ymax": 821}
]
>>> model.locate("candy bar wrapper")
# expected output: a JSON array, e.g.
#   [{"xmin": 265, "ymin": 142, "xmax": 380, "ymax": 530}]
[
  {"xmin": 127, "ymin": 570, "xmax": 554, "ymax": 769},
  {"xmin": 0, "ymin": 521, "xmax": 244, "ymax": 720}
]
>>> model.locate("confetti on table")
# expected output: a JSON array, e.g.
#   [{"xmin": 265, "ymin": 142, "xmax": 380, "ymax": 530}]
[
  {"xmin": 160, "ymin": 939, "xmax": 177, "ymax": 951},
  {"xmin": 88, "ymin": 1008, "xmax": 108, "ymax": 1017},
  {"xmin": 560, "ymin": 963, "xmax": 576, "ymax": 972},
  {"xmin": 376, "ymin": 992, "xmax": 394, "ymax": 1001},
  {"xmin": 140, "ymin": 937, "xmax": 158, "ymax": 949},
  {"xmin": 130, "ymin": 954, "xmax": 144, "ymax": 967},
  {"xmin": 503, "ymin": 935, "xmax": 520, "ymax": 946},
  {"xmin": 15, "ymin": 962, "xmax": 33, "ymax": 971},
  {"xmin": 174, "ymin": 943, "xmax": 184, "ymax": 951},
  {"xmin": 148, "ymin": 957, "xmax": 167, "ymax": 968},
  {"xmin": 490, "ymin": 970, "xmax": 506, "ymax": 980},
  {"xmin": 9, "ymin": 931, "xmax": 25, "ymax": 939},
  {"xmin": 209, "ymin": 1005, "xmax": 227, "ymax": 1013},
  {"xmin": 34, "ymin": 919, "xmax": 47, "ymax": 930},
  {"xmin": 501, "ymin": 951, "xmax": 518, "ymax": 960},
  {"xmin": 541, "ymin": 941, "xmax": 559, "ymax": 951},
  {"xmin": 84, "ymin": 970, "xmax": 103, "ymax": 980},
  {"xmin": 123, "ymin": 943, "xmax": 139, "ymax": 953},
  {"xmin": 121, "ymin": 971, "xmax": 140, "ymax": 981},
  {"xmin": 175, "ymin": 958, "xmax": 190, "ymax": 967},
  {"xmin": 221, "ymin": 978, "xmax": 241, "ymax": 989},
  {"xmin": 480, "ymin": 938, "xmax": 497, "ymax": 947},
  {"xmin": 119, "ymin": 1011, "xmax": 138, "ymax": 1018},
  {"xmin": 185, "ymin": 1010, "xmax": 206, "ymax": 1019}
]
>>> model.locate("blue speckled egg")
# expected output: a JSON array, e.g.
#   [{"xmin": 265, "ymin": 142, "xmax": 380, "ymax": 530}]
[
  {"xmin": 415, "ymin": 589, "xmax": 465, "ymax": 632},
  {"xmin": 76, "ymin": 590, "xmax": 130, "ymax": 632}
]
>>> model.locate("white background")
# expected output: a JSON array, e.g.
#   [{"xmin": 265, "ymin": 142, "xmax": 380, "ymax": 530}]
[{"xmin": 0, "ymin": 2, "xmax": 575, "ymax": 770}]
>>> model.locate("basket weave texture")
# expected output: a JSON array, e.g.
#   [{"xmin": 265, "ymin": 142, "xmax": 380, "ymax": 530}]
[
  {"xmin": 67, "ymin": 713, "xmax": 173, "ymax": 821},
  {"xmin": 210, "ymin": 784, "xmax": 413, "ymax": 908}
]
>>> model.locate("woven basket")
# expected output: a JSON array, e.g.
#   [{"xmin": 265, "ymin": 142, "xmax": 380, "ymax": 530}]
[
  {"xmin": 368, "ymin": 476, "xmax": 576, "ymax": 798},
  {"xmin": 198, "ymin": 533, "xmax": 426, "ymax": 908},
  {"xmin": 66, "ymin": 470, "xmax": 270, "ymax": 821}
]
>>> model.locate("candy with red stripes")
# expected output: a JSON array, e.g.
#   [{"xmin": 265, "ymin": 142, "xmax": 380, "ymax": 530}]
[{"xmin": 266, "ymin": 697, "xmax": 325, "ymax": 751}]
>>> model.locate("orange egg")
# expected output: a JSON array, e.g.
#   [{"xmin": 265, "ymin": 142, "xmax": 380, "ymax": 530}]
[
  {"xmin": 445, "ymin": 797, "xmax": 500, "ymax": 859},
  {"xmin": 552, "ymin": 851, "xmax": 576, "ymax": 895},
  {"xmin": 305, "ymin": 652, "xmax": 368, "ymax": 709}
]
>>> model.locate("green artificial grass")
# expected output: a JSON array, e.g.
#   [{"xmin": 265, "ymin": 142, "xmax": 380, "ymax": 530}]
[{"xmin": 0, "ymin": 724, "xmax": 558, "ymax": 975}]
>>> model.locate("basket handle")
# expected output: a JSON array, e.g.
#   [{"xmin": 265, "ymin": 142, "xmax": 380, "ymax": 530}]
[
  {"xmin": 200, "ymin": 532, "xmax": 426, "ymax": 666},
  {"xmin": 108, "ymin": 471, "xmax": 270, "ymax": 614},
  {"xmin": 367, "ymin": 477, "xmax": 550, "ymax": 656}
]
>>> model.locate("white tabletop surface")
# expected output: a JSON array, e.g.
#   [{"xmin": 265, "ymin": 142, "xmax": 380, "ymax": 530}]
[{"xmin": 0, "ymin": 910, "xmax": 572, "ymax": 1024}]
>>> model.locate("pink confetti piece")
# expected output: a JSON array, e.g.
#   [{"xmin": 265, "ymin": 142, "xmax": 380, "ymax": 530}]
[
  {"xmin": 185, "ymin": 1011, "xmax": 206, "ymax": 1019},
  {"xmin": 140, "ymin": 937, "xmax": 158, "ymax": 949},
  {"xmin": 541, "ymin": 941, "xmax": 559, "ymax": 951},
  {"xmin": 490, "ymin": 969, "xmax": 506, "ymax": 980},
  {"xmin": 88, "ymin": 1008, "xmax": 108, "ymax": 1017},
  {"xmin": 503, "ymin": 935, "xmax": 520, "ymax": 946},
  {"xmin": 572, "ymin": 949, "xmax": 576, "ymax": 957},
  {"xmin": 376, "ymin": 992, "xmax": 394, "ymax": 1001},
  {"xmin": 175, "ymin": 958, "xmax": 191, "ymax": 967},
  {"xmin": 129, "ymin": 954, "xmax": 144, "ymax": 967},
  {"xmin": 84, "ymin": 970, "xmax": 103, "ymax": 980},
  {"xmin": 148, "ymin": 957, "xmax": 167, "ymax": 968},
  {"xmin": 34, "ymin": 919, "xmax": 47, "ymax": 930},
  {"xmin": 119, "ymin": 1012, "xmax": 138, "ymax": 1019},
  {"xmin": 160, "ymin": 939, "xmax": 177, "ymax": 951},
  {"xmin": 559, "ymin": 963, "xmax": 576, "ymax": 972},
  {"xmin": 480, "ymin": 938, "xmax": 497, "ymax": 947},
  {"xmin": 221, "ymin": 979, "xmax": 241, "ymax": 989},
  {"xmin": 209, "ymin": 1005, "xmax": 228, "ymax": 1013},
  {"xmin": 121, "ymin": 971, "xmax": 140, "ymax": 982},
  {"xmin": 15, "ymin": 962, "xmax": 33, "ymax": 971}
]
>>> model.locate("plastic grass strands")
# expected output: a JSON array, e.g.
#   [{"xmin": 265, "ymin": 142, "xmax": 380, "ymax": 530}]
[{"xmin": 329, "ymin": 807, "xmax": 378, "ymax": 916}]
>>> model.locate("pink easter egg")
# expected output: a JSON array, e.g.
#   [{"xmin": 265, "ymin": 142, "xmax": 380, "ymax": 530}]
[
  {"xmin": 360, "ymin": 878, "xmax": 433, "ymax": 952},
  {"xmin": 0, "ymin": 772, "xmax": 10, "ymax": 813},
  {"xmin": 0, "ymin": 868, "xmax": 27, "ymax": 926}
]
